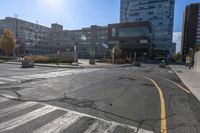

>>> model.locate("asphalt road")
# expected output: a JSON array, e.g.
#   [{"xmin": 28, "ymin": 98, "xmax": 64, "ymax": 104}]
[{"xmin": 0, "ymin": 63, "xmax": 200, "ymax": 133}]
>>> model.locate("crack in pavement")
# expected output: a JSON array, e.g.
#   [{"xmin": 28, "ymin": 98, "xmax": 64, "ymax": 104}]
[{"xmin": 0, "ymin": 89, "xmax": 175, "ymax": 133}]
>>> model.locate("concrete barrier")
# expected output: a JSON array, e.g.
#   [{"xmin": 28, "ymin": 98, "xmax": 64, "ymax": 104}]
[{"xmin": 194, "ymin": 51, "xmax": 200, "ymax": 72}]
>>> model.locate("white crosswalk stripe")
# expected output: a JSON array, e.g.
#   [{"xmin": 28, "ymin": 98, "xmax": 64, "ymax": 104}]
[
  {"xmin": 0, "ymin": 95, "xmax": 153, "ymax": 133},
  {"xmin": 0, "ymin": 81, "xmax": 6, "ymax": 84},
  {"xmin": 0, "ymin": 105, "xmax": 57, "ymax": 132},
  {"xmin": 104, "ymin": 123, "xmax": 118, "ymax": 133},
  {"xmin": 0, "ymin": 97, "xmax": 9, "ymax": 103},
  {"xmin": 0, "ymin": 69, "xmax": 104, "ymax": 85},
  {"xmin": 11, "ymin": 76, "xmax": 33, "ymax": 80},
  {"xmin": 0, "ymin": 77, "xmax": 18, "ymax": 82},
  {"xmin": 32, "ymin": 112, "xmax": 82, "ymax": 133},
  {"xmin": 83, "ymin": 120, "xmax": 118, "ymax": 133},
  {"xmin": 0, "ymin": 102, "xmax": 37, "ymax": 117}
]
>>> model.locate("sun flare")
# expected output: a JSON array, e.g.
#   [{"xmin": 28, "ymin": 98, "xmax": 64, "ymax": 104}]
[{"xmin": 38, "ymin": 0, "xmax": 64, "ymax": 10}]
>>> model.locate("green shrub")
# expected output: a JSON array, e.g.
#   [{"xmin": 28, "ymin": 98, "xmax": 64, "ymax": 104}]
[
  {"xmin": 114, "ymin": 59, "xmax": 127, "ymax": 64},
  {"xmin": 113, "ymin": 45, "xmax": 122, "ymax": 59},
  {"xmin": 0, "ymin": 56, "xmax": 12, "ymax": 60}
]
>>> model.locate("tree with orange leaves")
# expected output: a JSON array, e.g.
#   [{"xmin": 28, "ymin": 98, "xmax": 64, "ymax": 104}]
[{"xmin": 0, "ymin": 29, "xmax": 16, "ymax": 56}]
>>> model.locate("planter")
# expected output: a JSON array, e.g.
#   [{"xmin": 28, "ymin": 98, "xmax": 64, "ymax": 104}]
[
  {"xmin": 72, "ymin": 62, "xmax": 79, "ymax": 66},
  {"xmin": 21, "ymin": 61, "xmax": 35, "ymax": 68},
  {"xmin": 89, "ymin": 59, "xmax": 95, "ymax": 65},
  {"xmin": 159, "ymin": 63, "xmax": 166, "ymax": 68},
  {"xmin": 134, "ymin": 61, "xmax": 141, "ymax": 67}
]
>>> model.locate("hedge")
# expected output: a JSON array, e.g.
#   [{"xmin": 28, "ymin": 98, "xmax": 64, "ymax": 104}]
[
  {"xmin": 24, "ymin": 55, "xmax": 73, "ymax": 64},
  {"xmin": 0, "ymin": 56, "xmax": 12, "ymax": 60}
]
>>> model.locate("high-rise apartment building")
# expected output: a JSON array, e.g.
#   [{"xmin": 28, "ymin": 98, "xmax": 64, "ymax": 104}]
[
  {"xmin": 120, "ymin": 0, "xmax": 175, "ymax": 55},
  {"xmin": 0, "ymin": 17, "xmax": 51, "ymax": 54},
  {"xmin": 0, "ymin": 17, "xmax": 107, "ymax": 58},
  {"xmin": 181, "ymin": 3, "xmax": 200, "ymax": 61}
]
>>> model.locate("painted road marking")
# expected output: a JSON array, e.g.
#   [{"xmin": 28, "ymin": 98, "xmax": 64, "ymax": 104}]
[
  {"xmin": 0, "ymin": 77, "xmax": 17, "ymax": 82},
  {"xmin": 83, "ymin": 120, "xmax": 118, "ymax": 133},
  {"xmin": 83, "ymin": 121, "xmax": 100, "ymax": 133},
  {"xmin": 0, "ymin": 81, "xmax": 6, "ymax": 85},
  {"xmin": 139, "ymin": 76, "xmax": 167, "ymax": 133},
  {"xmin": 104, "ymin": 123, "xmax": 118, "ymax": 133},
  {"xmin": 0, "ymin": 94, "xmax": 154, "ymax": 133},
  {"xmin": 11, "ymin": 76, "xmax": 33, "ymax": 80},
  {"xmin": 150, "ymin": 75, "xmax": 191, "ymax": 93},
  {"xmin": 0, "ymin": 69, "xmax": 105, "ymax": 85},
  {"xmin": 0, "ymin": 106, "xmax": 57, "ymax": 132},
  {"xmin": 0, "ymin": 97, "xmax": 9, "ymax": 103},
  {"xmin": 0, "ymin": 102, "xmax": 37, "ymax": 117},
  {"xmin": 33, "ymin": 112, "xmax": 82, "ymax": 133}
]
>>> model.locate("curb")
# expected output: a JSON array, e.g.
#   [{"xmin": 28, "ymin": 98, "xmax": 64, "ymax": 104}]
[
  {"xmin": 2, "ymin": 62, "xmax": 83, "ymax": 69},
  {"xmin": 169, "ymin": 65, "xmax": 200, "ymax": 102},
  {"xmin": 169, "ymin": 65, "xmax": 190, "ymax": 90},
  {"xmin": 2, "ymin": 62, "xmax": 134, "ymax": 69},
  {"xmin": 80, "ymin": 64, "xmax": 134, "ymax": 69}
]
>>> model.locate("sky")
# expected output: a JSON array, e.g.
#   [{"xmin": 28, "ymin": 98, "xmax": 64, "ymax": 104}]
[
  {"xmin": 173, "ymin": 32, "xmax": 182, "ymax": 52},
  {"xmin": 0, "ymin": 0, "xmax": 200, "ymax": 31}
]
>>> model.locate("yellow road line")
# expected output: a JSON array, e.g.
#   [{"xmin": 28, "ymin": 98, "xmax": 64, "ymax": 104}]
[
  {"xmin": 150, "ymin": 75, "xmax": 191, "ymax": 94},
  {"xmin": 139, "ymin": 76, "xmax": 167, "ymax": 133}
]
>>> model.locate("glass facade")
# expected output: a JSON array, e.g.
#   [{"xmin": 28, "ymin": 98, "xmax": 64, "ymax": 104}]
[
  {"xmin": 118, "ymin": 27, "xmax": 149, "ymax": 37},
  {"xmin": 120, "ymin": 0, "xmax": 175, "ymax": 53},
  {"xmin": 112, "ymin": 28, "xmax": 117, "ymax": 37}
]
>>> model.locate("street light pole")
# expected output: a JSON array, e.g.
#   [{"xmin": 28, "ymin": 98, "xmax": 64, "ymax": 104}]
[
  {"xmin": 57, "ymin": 50, "xmax": 60, "ymax": 66},
  {"xmin": 72, "ymin": 43, "xmax": 79, "ymax": 66},
  {"xmin": 134, "ymin": 52, "xmax": 137, "ymax": 62},
  {"xmin": 74, "ymin": 44, "xmax": 77, "ymax": 63}
]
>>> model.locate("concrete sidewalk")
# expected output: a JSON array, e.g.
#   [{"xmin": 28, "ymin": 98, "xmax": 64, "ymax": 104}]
[
  {"xmin": 78, "ymin": 59, "xmax": 133, "ymax": 68},
  {"xmin": 170, "ymin": 65, "xmax": 200, "ymax": 102}
]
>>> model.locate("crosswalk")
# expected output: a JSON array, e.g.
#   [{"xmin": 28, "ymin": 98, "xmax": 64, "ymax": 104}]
[
  {"xmin": 0, "ymin": 95, "xmax": 154, "ymax": 133},
  {"xmin": 0, "ymin": 68, "xmax": 105, "ymax": 85}
]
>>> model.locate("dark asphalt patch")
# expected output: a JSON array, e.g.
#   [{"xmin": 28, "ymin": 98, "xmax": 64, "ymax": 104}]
[
  {"xmin": 142, "ymin": 70, "xmax": 152, "ymax": 73},
  {"xmin": 118, "ymin": 77, "xmax": 137, "ymax": 81},
  {"xmin": 142, "ymin": 83, "xmax": 154, "ymax": 87}
]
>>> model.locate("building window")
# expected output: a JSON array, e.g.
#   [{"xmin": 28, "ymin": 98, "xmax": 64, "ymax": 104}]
[
  {"xmin": 118, "ymin": 27, "xmax": 149, "ymax": 37},
  {"xmin": 129, "ymin": 12, "xmax": 139, "ymax": 16},
  {"xmin": 148, "ymin": 11, "xmax": 154, "ymax": 15},
  {"xmin": 148, "ymin": 6, "xmax": 155, "ymax": 9},
  {"xmin": 112, "ymin": 28, "xmax": 117, "ymax": 37}
]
